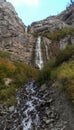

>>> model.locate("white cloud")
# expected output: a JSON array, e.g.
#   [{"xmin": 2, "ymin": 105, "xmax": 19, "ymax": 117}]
[{"xmin": 8, "ymin": 0, "xmax": 40, "ymax": 7}]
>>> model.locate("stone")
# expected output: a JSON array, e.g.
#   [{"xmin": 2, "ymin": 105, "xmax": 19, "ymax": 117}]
[
  {"xmin": 9, "ymin": 106, "xmax": 15, "ymax": 112},
  {"xmin": 4, "ymin": 78, "xmax": 13, "ymax": 86},
  {"xmin": 39, "ymin": 84, "xmax": 46, "ymax": 91}
]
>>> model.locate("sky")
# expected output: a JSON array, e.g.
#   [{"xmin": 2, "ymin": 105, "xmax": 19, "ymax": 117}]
[{"xmin": 7, "ymin": 0, "xmax": 71, "ymax": 26}]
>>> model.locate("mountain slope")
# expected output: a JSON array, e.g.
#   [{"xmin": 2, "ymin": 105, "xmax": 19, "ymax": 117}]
[{"xmin": 0, "ymin": 2, "xmax": 74, "ymax": 130}]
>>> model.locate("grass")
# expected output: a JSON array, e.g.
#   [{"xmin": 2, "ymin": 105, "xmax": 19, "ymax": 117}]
[
  {"xmin": 43, "ymin": 28, "xmax": 74, "ymax": 41},
  {"xmin": 0, "ymin": 51, "xmax": 39, "ymax": 106}
]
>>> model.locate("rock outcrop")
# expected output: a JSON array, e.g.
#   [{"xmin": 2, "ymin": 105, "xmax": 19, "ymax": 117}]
[
  {"xmin": 58, "ymin": 2, "xmax": 74, "ymax": 27},
  {"xmin": 30, "ymin": 3, "xmax": 74, "ymax": 34},
  {"xmin": 41, "ymin": 33, "xmax": 74, "ymax": 62},
  {"xmin": 30, "ymin": 16, "xmax": 69, "ymax": 34},
  {"xmin": 0, "ymin": 2, "xmax": 34, "ymax": 63}
]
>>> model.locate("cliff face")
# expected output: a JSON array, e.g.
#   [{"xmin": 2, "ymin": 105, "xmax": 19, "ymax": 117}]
[
  {"xmin": 30, "ymin": 3, "xmax": 74, "ymax": 34},
  {"xmin": 0, "ymin": 2, "xmax": 74, "ymax": 66},
  {"xmin": 58, "ymin": 3, "xmax": 74, "ymax": 27},
  {"xmin": 30, "ymin": 16, "xmax": 69, "ymax": 34},
  {"xmin": 0, "ymin": 2, "xmax": 34, "ymax": 63}
]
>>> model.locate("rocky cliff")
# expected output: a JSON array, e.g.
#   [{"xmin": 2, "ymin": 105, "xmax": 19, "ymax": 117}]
[
  {"xmin": 30, "ymin": 16, "xmax": 69, "ymax": 33},
  {"xmin": 58, "ymin": 2, "xmax": 74, "ymax": 27},
  {"xmin": 0, "ymin": 2, "xmax": 35, "ymax": 63},
  {"xmin": 30, "ymin": 3, "xmax": 74, "ymax": 33}
]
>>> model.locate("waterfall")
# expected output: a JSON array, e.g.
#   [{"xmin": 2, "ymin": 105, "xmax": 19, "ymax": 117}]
[
  {"xmin": 35, "ymin": 36, "xmax": 43, "ymax": 69},
  {"xmin": 44, "ymin": 43, "xmax": 49, "ymax": 60},
  {"xmin": 25, "ymin": 27, "xmax": 27, "ymax": 34}
]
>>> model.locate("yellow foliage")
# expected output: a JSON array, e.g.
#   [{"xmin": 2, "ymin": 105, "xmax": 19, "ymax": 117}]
[{"xmin": 0, "ymin": 58, "xmax": 16, "ymax": 72}]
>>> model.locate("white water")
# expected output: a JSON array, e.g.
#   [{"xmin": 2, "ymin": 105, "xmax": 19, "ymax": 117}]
[
  {"xmin": 44, "ymin": 43, "xmax": 49, "ymax": 60},
  {"xmin": 25, "ymin": 27, "xmax": 28, "ymax": 34},
  {"xmin": 35, "ymin": 36, "xmax": 43, "ymax": 69},
  {"xmin": 22, "ymin": 82, "xmax": 42, "ymax": 130}
]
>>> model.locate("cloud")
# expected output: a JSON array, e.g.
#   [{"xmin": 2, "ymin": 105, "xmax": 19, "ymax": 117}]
[{"xmin": 8, "ymin": 0, "xmax": 40, "ymax": 7}]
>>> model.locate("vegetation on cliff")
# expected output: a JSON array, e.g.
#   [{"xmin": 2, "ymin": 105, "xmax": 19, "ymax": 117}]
[
  {"xmin": 0, "ymin": 51, "xmax": 39, "ymax": 106},
  {"xmin": 43, "ymin": 28, "xmax": 74, "ymax": 41},
  {"xmin": 37, "ymin": 45, "xmax": 74, "ymax": 104}
]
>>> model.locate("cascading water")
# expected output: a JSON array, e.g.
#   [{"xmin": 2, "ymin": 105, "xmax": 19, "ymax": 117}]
[
  {"xmin": 21, "ymin": 81, "xmax": 42, "ymax": 130},
  {"xmin": 44, "ymin": 43, "xmax": 49, "ymax": 60},
  {"xmin": 25, "ymin": 26, "xmax": 28, "ymax": 34},
  {"xmin": 35, "ymin": 36, "xmax": 43, "ymax": 69}
]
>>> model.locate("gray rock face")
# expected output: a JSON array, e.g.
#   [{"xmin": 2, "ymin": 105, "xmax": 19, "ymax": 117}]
[
  {"xmin": 30, "ymin": 3, "xmax": 74, "ymax": 35},
  {"xmin": 0, "ymin": 0, "xmax": 6, "ymax": 2},
  {"xmin": 58, "ymin": 3, "xmax": 74, "ymax": 27},
  {"xmin": 30, "ymin": 16, "xmax": 69, "ymax": 34},
  {"xmin": 35, "ymin": 33, "xmax": 74, "ymax": 64},
  {"xmin": 0, "ymin": 2, "xmax": 34, "ymax": 63},
  {"xmin": 38, "ymin": 82, "xmax": 74, "ymax": 130}
]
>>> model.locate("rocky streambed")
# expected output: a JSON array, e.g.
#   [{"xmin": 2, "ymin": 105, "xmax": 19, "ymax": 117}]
[
  {"xmin": 0, "ymin": 81, "xmax": 74, "ymax": 130},
  {"xmin": 0, "ymin": 81, "xmax": 43, "ymax": 130}
]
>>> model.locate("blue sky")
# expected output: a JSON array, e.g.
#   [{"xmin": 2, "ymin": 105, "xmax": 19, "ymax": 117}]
[{"xmin": 7, "ymin": 0, "xmax": 71, "ymax": 26}]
